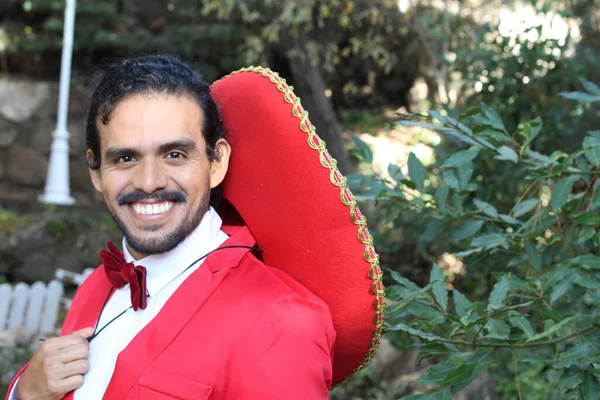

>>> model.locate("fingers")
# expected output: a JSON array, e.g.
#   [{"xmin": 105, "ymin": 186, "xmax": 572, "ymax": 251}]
[
  {"xmin": 45, "ymin": 373, "xmax": 85, "ymax": 396},
  {"xmin": 17, "ymin": 328, "xmax": 93, "ymax": 400},
  {"xmin": 51, "ymin": 341, "xmax": 89, "ymax": 365},
  {"xmin": 42, "ymin": 327, "xmax": 94, "ymax": 351},
  {"xmin": 72, "ymin": 327, "xmax": 95, "ymax": 339},
  {"xmin": 61, "ymin": 374, "xmax": 85, "ymax": 393},
  {"xmin": 58, "ymin": 358, "xmax": 90, "ymax": 379}
]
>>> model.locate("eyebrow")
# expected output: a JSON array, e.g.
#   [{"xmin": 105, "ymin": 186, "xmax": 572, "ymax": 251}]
[
  {"xmin": 104, "ymin": 139, "xmax": 198, "ymax": 160},
  {"xmin": 158, "ymin": 139, "xmax": 197, "ymax": 154}
]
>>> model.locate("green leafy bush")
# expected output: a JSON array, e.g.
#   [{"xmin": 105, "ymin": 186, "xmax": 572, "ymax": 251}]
[{"xmin": 350, "ymin": 81, "xmax": 600, "ymax": 399}]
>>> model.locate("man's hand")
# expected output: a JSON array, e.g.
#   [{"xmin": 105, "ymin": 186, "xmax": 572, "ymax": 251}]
[{"xmin": 15, "ymin": 327, "xmax": 94, "ymax": 400}]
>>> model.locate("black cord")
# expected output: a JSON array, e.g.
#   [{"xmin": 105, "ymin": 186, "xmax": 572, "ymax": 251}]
[{"xmin": 87, "ymin": 245, "xmax": 261, "ymax": 343}]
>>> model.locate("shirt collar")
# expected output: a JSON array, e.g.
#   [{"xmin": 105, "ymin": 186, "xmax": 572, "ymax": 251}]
[{"xmin": 122, "ymin": 206, "xmax": 228, "ymax": 297}]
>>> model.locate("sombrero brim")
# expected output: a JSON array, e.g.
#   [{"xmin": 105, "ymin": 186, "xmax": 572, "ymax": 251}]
[{"xmin": 211, "ymin": 67, "xmax": 384, "ymax": 384}]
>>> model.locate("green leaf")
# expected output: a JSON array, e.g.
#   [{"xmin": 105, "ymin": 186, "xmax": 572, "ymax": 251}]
[
  {"xmin": 473, "ymin": 199, "xmax": 499, "ymax": 218},
  {"xmin": 555, "ymin": 344, "xmax": 592, "ymax": 369},
  {"xmin": 574, "ymin": 270, "xmax": 600, "ymax": 289},
  {"xmin": 423, "ymin": 389, "xmax": 452, "ymax": 400},
  {"xmin": 519, "ymin": 117, "xmax": 542, "ymax": 143},
  {"xmin": 351, "ymin": 135, "xmax": 373, "ymax": 163},
  {"xmin": 488, "ymin": 274, "xmax": 510, "ymax": 310},
  {"xmin": 418, "ymin": 361, "xmax": 476, "ymax": 386},
  {"xmin": 459, "ymin": 107, "xmax": 482, "ymax": 120},
  {"xmin": 588, "ymin": 290, "xmax": 600, "ymax": 306},
  {"xmin": 390, "ymin": 270, "xmax": 421, "ymax": 291},
  {"xmin": 408, "ymin": 301, "xmax": 446, "ymax": 325},
  {"xmin": 465, "ymin": 302, "xmax": 485, "ymax": 312},
  {"xmin": 453, "ymin": 289, "xmax": 471, "ymax": 318},
  {"xmin": 435, "ymin": 185, "xmax": 450, "ymax": 208},
  {"xmin": 472, "ymin": 124, "xmax": 492, "ymax": 134},
  {"xmin": 388, "ymin": 163, "xmax": 404, "ymax": 183},
  {"xmin": 422, "ymin": 218, "xmax": 446, "ymax": 244},
  {"xmin": 472, "ymin": 233, "xmax": 507, "ymax": 249},
  {"xmin": 513, "ymin": 199, "xmax": 538, "ymax": 217},
  {"xmin": 485, "ymin": 318, "xmax": 510, "ymax": 340},
  {"xmin": 508, "ymin": 310, "xmax": 534, "ymax": 338},
  {"xmin": 452, "ymin": 220, "xmax": 484, "ymax": 241},
  {"xmin": 583, "ymin": 132, "xmax": 600, "ymax": 166},
  {"xmin": 525, "ymin": 241, "xmax": 543, "ymax": 269},
  {"xmin": 507, "ymin": 275, "xmax": 536, "ymax": 292},
  {"xmin": 480, "ymin": 103, "xmax": 506, "ymax": 131},
  {"xmin": 559, "ymin": 254, "xmax": 600, "ymax": 270},
  {"xmin": 560, "ymin": 91, "xmax": 600, "ymax": 102},
  {"xmin": 551, "ymin": 176, "xmax": 576, "ymax": 210},
  {"xmin": 499, "ymin": 214, "xmax": 521, "ymax": 225},
  {"xmin": 575, "ymin": 213, "xmax": 600, "ymax": 226},
  {"xmin": 573, "ymin": 255, "xmax": 600, "ymax": 270},
  {"xmin": 450, "ymin": 364, "xmax": 485, "ymax": 393},
  {"xmin": 455, "ymin": 248, "xmax": 483, "ymax": 257},
  {"xmin": 578, "ymin": 227, "xmax": 596, "ymax": 243},
  {"xmin": 582, "ymin": 80, "xmax": 600, "ymax": 96},
  {"xmin": 526, "ymin": 317, "xmax": 574, "ymax": 342},
  {"xmin": 456, "ymin": 164, "xmax": 474, "ymax": 188},
  {"xmin": 417, "ymin": 343, "xmax": 455, "ymax": 365},
  {"xmin": 380, "ymin": 207, "xmax": 401, "ymax": 225},
  {"xmin": 495, "ymin": 145, "xmax": 518, "ymax": 163},
  {"xmin": 558, "ymin": 371, "xmax": 583, "ymax": 390},
  {"xmin": 551, "ymin": 273, "xmax": 576, "ymax": 304},
  {"xmin": 431, "ymin": 264, "xmax": 448, "ymax": 312},
  {"xmin": 399, "ymin": 395, "xmax": 425, "ymax": 400},
  {"xmin": 386, "ymin": 284, "xmax": 434, "ymax": 314},
  {"xmin": 442, "ymin": 171, "xmax": 460, "ymax": 190},
  {"xmin": 388, "ymin": 323, "xmax": 446, "ymax": 342},
  {"xmin": 408, "ymin": 152, "xmax": 426, "ymax": 193},
  {"xmin": 581, "ymin": 372, "xmax": 600, "ymax": 400},
  {"xmin": 442, "ymin": 147, "xmax": 480, "ymax": 168}
]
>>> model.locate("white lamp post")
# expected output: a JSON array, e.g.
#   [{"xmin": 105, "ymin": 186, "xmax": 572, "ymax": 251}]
[{"xmin": 39, "ymin": 0, "xmax": 76, "ymax": 205}]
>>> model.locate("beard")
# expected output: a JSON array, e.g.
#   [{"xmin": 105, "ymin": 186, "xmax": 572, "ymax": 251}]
[{"xmin": 110, "ymin": 185, "xmax": 210, "ymax": 257}]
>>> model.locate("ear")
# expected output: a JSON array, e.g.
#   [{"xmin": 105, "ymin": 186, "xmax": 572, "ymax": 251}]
[
  {"xmin": 209, "ymin": 138, "xmax": 231, "ymax": 188},
  {"xmin": 87, "ymin": 149, "xmax": 103, "ymax": 193}
]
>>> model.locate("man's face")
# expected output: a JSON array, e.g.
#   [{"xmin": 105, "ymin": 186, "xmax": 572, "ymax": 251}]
[{"xmin": 89, "ymin": 93, "xmax": 230, "ymax": 259}]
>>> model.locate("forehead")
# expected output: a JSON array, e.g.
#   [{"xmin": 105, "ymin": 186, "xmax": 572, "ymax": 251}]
[{"xmin": 98, "ymin": 93, "xmax": 205, "ymax": 148}]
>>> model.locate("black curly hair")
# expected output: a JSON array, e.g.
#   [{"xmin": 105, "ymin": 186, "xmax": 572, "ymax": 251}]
[{"xmin": 85, "ymin": 54, "xmax": 224, "ymax": 170}]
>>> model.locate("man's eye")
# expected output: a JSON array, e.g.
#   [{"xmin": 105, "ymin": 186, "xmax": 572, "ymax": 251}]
[
  {"xmin": 167, "ymin": 151, "xmax": 184, "ymax": 159},
  {"xmin": 119, "ymin": 155, "xmax": 135, "ymax": 163}
]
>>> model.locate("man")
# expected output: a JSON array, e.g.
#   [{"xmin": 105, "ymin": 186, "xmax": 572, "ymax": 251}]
[{"xmin": 6, "ymin": 55, "xmax": 383, "ymax": 399}]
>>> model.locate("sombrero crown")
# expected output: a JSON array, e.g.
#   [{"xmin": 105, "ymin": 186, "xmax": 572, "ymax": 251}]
[{"xmin": 211, "ymin": 67, "xmax": 384, "ymax": 384}]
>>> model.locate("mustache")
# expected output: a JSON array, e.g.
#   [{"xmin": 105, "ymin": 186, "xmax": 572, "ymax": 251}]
[{"xmin": 118, "ymin": 190, "xmax": 186, "ymax": 205}]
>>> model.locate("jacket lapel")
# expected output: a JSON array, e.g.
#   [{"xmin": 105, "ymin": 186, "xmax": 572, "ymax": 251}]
[
  {"xmin": 102, "ymin": 226, "xmax": 255, "ymax": 400},
  {"xmin": 61, "ymin": 268, "xmax": 112, "ymax": 400}
]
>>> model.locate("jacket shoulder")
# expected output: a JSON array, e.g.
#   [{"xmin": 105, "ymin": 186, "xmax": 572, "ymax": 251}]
[{"xmin": 232, "ymin": 253, "xmax": 330, "ymax": 312}]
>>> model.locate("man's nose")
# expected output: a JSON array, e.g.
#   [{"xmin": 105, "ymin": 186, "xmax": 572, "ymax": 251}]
[{"xmin": 133, "ymin": 159, "xmax": 168, "ymax": 194}]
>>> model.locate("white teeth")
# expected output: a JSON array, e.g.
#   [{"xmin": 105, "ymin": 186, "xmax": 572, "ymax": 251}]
[{"xmin": 132, "ymin": 202, "xmax": 173, "ymax": 215}]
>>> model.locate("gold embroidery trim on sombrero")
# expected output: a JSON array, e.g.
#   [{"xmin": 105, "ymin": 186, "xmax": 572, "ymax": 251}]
[{"xmin": 217, "ymin": 66, "xmax": 385, "ymax": 380}]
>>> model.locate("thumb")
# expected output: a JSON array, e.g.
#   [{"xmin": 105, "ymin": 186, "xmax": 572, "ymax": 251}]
[{"xmin": 72, "ymin": 327, "xmax": 95, "ymax": 338}]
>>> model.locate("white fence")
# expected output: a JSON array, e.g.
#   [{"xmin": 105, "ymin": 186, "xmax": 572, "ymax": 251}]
[
  {"xmin": 0, "ymin": 281, "xmax": 63, "ymax": 336},
  {"xmin": 0, "ymin": 268, "xmax": 94, "ymax": 336}
]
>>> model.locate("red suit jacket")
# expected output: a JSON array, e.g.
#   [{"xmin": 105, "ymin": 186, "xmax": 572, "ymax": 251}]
[{"xmin": 6, "ymin": 226, "xmax": 336, "ymax": 399}]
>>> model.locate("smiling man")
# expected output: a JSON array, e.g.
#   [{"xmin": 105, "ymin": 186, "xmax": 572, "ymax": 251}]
[{"xmin": 6, "ymin": 55, "xmax": 382, "ymax": 400}]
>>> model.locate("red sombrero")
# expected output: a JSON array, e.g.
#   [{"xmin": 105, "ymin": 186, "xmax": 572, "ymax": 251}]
[{"xmin": 211, "ymin": 67, "xmax": 384, "ymax": 385}]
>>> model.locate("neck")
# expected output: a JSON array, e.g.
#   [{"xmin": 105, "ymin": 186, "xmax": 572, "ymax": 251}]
[{"xmin": 127, "ymin": 245, "xmax": 147, "ymax": 261}]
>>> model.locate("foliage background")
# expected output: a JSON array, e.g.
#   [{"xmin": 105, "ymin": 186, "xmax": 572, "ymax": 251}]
[{"xmin": 1, "ymin": 0, "xmax": 600, "ymax": 398}]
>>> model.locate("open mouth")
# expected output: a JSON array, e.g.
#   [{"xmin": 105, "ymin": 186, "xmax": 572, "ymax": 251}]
[{"xmin": 131, "ymin": 201, "xmax": 174, "ymax": 215}]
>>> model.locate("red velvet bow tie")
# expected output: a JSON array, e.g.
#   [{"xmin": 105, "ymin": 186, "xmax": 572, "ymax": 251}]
[{"xmin": 100, "ymin": 242, "xmax": 148, "ymax": 311}]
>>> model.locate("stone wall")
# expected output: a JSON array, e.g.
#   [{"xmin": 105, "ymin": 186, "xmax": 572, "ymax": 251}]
[{"xmin": 0, "ymin": 74, "xmax": 103, "ymax": 207}]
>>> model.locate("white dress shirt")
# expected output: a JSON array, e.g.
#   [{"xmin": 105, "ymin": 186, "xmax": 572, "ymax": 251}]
[{"xmin": 10, "ymin": 207, "xmax": 228, "ymax": 400}]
